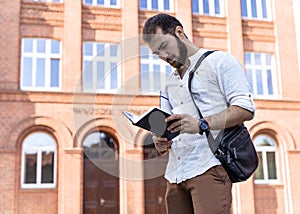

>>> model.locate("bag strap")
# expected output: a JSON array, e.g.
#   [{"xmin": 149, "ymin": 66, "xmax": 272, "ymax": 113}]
[{"xmin": 187, "ymin": 50, "xmax": 220, "ymax": 153}]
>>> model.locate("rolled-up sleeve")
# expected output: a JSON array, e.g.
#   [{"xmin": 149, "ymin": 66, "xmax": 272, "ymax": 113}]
[{"xmin": 216, "ymin": 52, "xmax": 256, "ymax": 115}]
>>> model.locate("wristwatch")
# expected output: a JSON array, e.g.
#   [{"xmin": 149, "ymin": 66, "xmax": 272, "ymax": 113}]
[{"xmin": 199, "ymin": 118, "xmax": 210, "ymax": 134}]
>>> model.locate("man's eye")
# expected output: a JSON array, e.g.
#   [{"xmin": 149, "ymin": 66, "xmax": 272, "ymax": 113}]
[{"xmin": 160, "ymin": 42, "xmax": 167, "ymax": 50}]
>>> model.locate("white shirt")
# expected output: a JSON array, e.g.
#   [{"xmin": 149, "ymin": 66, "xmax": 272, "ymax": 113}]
[{"xmin": 161, "ymin": 49, "xmax": 255, "ymax": 184}]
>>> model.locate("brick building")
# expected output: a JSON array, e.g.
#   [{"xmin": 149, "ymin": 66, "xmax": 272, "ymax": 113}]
[{"xmin": 0, "ymin": 0, "xmax": 299, "ymax": 213}]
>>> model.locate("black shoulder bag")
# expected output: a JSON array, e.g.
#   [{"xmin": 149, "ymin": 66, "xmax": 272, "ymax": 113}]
[{"xmin": 188, "ymin": 51, "xmax": 259, "ymax": 183}]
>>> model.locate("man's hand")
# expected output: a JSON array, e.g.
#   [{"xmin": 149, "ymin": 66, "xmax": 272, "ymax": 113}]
[
  {"xmin": 151, "ymin": 134, "xmax": 173, "ymax": 155},
  {"xmin": 165, "ymin": 114, "xmax": 200, "ymax": 134}
]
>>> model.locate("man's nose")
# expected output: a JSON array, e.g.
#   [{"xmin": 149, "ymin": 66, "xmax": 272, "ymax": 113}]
[{"xmin": 157, "ymin": 50, "xmax": 168, "ymax": 60}]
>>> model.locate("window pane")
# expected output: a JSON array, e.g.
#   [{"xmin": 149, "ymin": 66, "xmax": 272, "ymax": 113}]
[
  {"xmin": 84, "ymin": 0, "xmax": 93, "ymax": 4},
  {"xmin": 110, "ymin": 45, "xmax": 118, "ymax": 57},
  {"xmin": 97, "ymin": 43, "xmax": 105, "ymax": 56},
  {"xmin": 251, "ymin": 0, "xmax": 257, "ymax": 18},
  {"xmin": 254, "ymin": 152, "xmax": 264, "ymax": 179},
  {"xmin": 267, "ymin": 152, "xmax": 277, "ymax": 179},
  {"xmin": 36, "ymin": 58, "xmax": 45, "ymax": 87},
  {"xmin": 22, "ymin": 57, "xmax": 33, "ymax": 87},
  {"xmin": 192, "ymin": 0, "xmax": 199, "ymax": 13},
  {"xmin": 153, "ymin": 54, "xmax": 159, "ymax": 60},
  {"xmin": 141, "ymin": 64, "xmax": 149, "ymax": 91},
  {"xmin": 110, "ymin": 0, "xmax": 117, "ymax": 5},
  {"xmin": 84, "ymin": 43, "xmax": 93, "ymax": 56},
  {"xmin": 153, "ymin": 65, "xmax": 161, "ymax": 90},
  {"xmin": 266, "ymin": 54, "xmax": 272, "ymax": 65},
  {"xmin": 244, "ymin": 53, "xmax": 251, "ymax": 64},
  {"xmin": 166, "ymin": 65, "xmax": 172, "ymax": 76},
  {"xmin": 241, "ymin": 0, "xmax": 247, "ymax": 17},
  {"xmin": 203, "ymin": 0, "xmax": 209, "ymax": 14},
  {"xmin": 140, "ymin": 46, "xmax": 149, "ymax": 59},
  {"xmin": 23, "ymin": 132, "xmax": 56, "ymax": 148},
  {"xmin": 262, "ymin": 0, "xmax": 267, "ymax": 18},
  {"xmin": 256, "ymin": 69, "xmax": 263, "ymax": 95},
  {"xmin": 255, "ymin": 53, "xmax": 261, "ymax": 64},
  {"xmin": 267, "ymin": 69, "xmax": 273, "ymax": 95},
  {"xmin": 51, "ymin": 40, "xmax": 60, "ymax": 54},
  {"xmin": 110, "ymin": 62, "xmax": 118, "ymax": 89},
  {"xmin": 23, "ymin": 39, "xmax": 33, "ymax": 53},
  {"xmin": 83, "ymin": 132, "xmax": 117, "ymax": 160},
  {"xmin": 152, "ymin": 0, "xmax": 158, "ymax": 10},
  {"xmin": 215, "ymin": 0, "xmax": 220, "ymax": 14},
  {"xmin": 164, "ymin": 0, "xmax": 169, "ymax": 10},
  {"xmin": 83, "ymin": 61, "xmax": 93, "ymax": 90},
  {"xmin": 50, "ymin": 59, "xmax": 60, "ymax": 87},
  {"xmin": 99, "ymin": 132, "xmax": 117, "ymax": 160},
  {"xmin": 37, "ymin": 40, "xmax": 46, "ymax": 53},
  {"xmin": 246, "ymin": 69, "xmax": 253, "ymax": 92},
  {"xmin": 41, "ymin": 151, "xmax": 54, "ymax": 183},
  {"xmin": 97, "ymin": 0, "xmax": 104, "ymax": 4},
  {"xmin": 97, "ymin": 61, "xmax": 105, "ymax": 89},
  {"xmin": 25, "ymin": 153, "xmax": 37, "ymax": 183},
  {"xmin": 140, "ymin": 0, "xmax": 147, "ymax": 8}
]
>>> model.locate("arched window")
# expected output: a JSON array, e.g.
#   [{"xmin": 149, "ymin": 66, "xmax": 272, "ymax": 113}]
[
  {"xmin": 21, "ymin": 132, "xmax": 57, "ymax": 188},
  {"xmin": 254, "ymin": 135, "xmax": 278, "ymax": 184},
  {"xmin": 83, "ymin": 131, "xmax": 118, "ymax": 160}
]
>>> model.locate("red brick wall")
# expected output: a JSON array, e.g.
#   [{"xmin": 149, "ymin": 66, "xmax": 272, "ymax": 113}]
[{"xmin": 0, "ymin": 0, "xmax": 21, "ymax": 90}]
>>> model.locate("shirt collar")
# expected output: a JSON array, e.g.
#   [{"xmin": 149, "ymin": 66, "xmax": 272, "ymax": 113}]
[{"xmin": 188, "ymin": 49, "xmax": 204, "ymax": 71}]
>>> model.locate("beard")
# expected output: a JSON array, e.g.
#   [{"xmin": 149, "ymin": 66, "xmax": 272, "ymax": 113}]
[{"xmin": 168, "ymin": 36, "xmax": 188, "ymax": 69}]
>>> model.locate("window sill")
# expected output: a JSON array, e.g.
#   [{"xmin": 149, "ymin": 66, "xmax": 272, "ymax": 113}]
[
  {"xmin": 254, "ymin": 180, "xmax": 282, "ymax": 186},
  {"xmin": 19, "ymin": 186, "xmax": 57, "ymax": 192}
]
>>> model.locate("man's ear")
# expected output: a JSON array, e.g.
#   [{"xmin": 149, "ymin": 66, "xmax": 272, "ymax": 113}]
[{"xmin": 175, "ymin": 26, "xmax": 186, "ymax": 39}]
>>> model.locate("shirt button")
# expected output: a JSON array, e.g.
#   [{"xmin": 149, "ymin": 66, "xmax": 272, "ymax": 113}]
[
  {"xmin": 181, "ymin": 102, "xmax": 183, "ymax": 105},
  {"xmin": 180, "ymin": 85, "xmax": 183, "ymax": 88},
  {"xmin": 178, "ymin": 157, "xmax": 181, "ymax": 160}
]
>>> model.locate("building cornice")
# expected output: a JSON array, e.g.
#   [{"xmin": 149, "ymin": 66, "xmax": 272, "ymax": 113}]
[
  {"xmin": 242, "ymin": 20, "xmax": 275, "ymax": 42},
  {"xmin": 20, "ymin": 1, "xmax": 64, "ymax": 27},
  {"xmin": 0, "ymin": 91, "xmax": 159, "ymax": 106},
  {"xmin": 254, "ymin": 99, "xmax": 300, "ymax": 110},
  {"xmin": 82, "ymin": 6, "xmax": 122, "ymax": 31},
  {"xmin": 192, "ymin": 15, "xmax": 227, "ymax": 39},
  {"xmin": 0, "ymin": 91, "xmax": 300, "ymax": 110}
]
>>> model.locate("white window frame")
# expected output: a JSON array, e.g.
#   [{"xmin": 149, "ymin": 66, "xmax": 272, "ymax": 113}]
[
  {"xmin": 20, "ymin": 38, "xmax": 62, "ymax": 91},
  {"xmin": 82, "ymin": 42, "xmax": 121, "ymax": 93},
  {"xmin": 244, "ymin": 52, "xmax": 278, "ymax": 99},
  {"xmin": 140, "ymin": 46, "xmax": 172, "ymax": 95},
  {"xmin": 241, "ymin": 0, "xmax": 272, "ymax": 20},
  {"xmin": 254, "ymin": 135, "xmax": 279, "ymax": 184},
  {"xmin": 139, "ymin": 0, "xmax": 174, "ymax": 12},
  {"xmin": 83, "ymin": 0, "xmax": 120, "ymax": 8},
  {"xmin": 21, "ymin": 132, "xmax": 57, "ymax": 189},
  {"xmin": 192, "ymin": 0, "xmax": 225, "ymax": 17}
]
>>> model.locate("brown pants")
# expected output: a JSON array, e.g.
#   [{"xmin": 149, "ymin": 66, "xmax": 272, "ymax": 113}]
[{"xmin": 165, "ymin": 165, "xmax": 232, "ymax": 214}]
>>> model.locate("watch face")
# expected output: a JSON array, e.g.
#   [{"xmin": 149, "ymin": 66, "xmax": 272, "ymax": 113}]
[{"xmin": 200, "ymin": 120, "xmax": 209, "ymax": 132}]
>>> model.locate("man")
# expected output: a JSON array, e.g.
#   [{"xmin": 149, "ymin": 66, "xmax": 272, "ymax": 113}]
[{"xmin": 142, "ymin": 13, "xmax": 255, "ymax": 214}]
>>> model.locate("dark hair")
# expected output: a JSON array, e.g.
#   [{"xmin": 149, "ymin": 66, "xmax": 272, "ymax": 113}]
[{"xmin": 142, "ymin": 13, "xmax": 184, "ymax": 43}]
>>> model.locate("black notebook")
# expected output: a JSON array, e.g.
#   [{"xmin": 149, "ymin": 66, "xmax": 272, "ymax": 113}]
[{"xmin": 122, "ymin": 107, "xmax": 180, "ymax": 140}]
